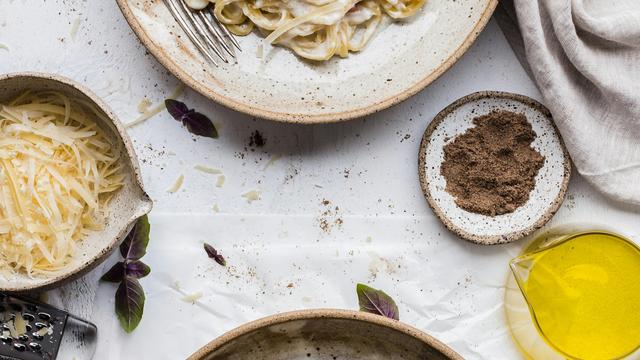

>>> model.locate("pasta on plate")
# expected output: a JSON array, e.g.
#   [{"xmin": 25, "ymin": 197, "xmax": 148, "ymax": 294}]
[{"xmin": 186, "ymin": 0, "xmax": 426, "ymax": 61}]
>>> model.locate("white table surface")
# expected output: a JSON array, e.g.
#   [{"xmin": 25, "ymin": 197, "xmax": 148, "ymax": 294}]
[{"xmin": 1, "ymin": 2, "xmax": 639, "ymax": 360}]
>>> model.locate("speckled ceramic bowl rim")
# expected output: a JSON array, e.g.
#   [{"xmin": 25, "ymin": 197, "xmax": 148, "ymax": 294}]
[
  {"xmin": 187, "ymin": 309, "xmax": 464, "ymax": 360},
  {"xmin": 418, "ymin": 91, "xmax": 572, "ymax": 245},
  {"xmin": 116, "ymin": 0, "xmax": 498, "ymax": 124},
  {"xmin": 0, "ymin": 72, "xmax": 153, "ymax": 293}
]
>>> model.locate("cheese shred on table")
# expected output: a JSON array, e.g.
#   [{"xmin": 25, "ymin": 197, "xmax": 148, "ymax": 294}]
[{"xmin": 0, "ymin": 92, "xmax": 124, "ymax": 276}]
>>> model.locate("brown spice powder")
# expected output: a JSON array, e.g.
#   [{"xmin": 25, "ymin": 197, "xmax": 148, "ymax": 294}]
[{"xmin": 441, "ymin": 110, "xmax": 545, "ymax": 216}]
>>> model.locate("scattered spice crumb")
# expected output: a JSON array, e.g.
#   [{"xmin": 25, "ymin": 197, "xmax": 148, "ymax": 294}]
[
  {"xmin": 0, "ymin": 43, "xmax": 9, "ymax": 52},
  {"xmin": 212, "ymin": 204, "xmax": 220, "ymax": 213},
  {"xmin": 248, "ymin": 130, "xmax": 266, "ymax": 148},
  {"xmin": 286, "ymin": 283, "xmax": 295, "ymax": 288},
  {"xmin": 167, "ymin": 174, "xmax": 184, "ymax": 193},
  {"xmin": 317, "ymin": 199, "xmax": 343, "ymax": 233}
]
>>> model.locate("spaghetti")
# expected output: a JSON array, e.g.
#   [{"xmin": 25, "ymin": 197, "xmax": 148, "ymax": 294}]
[{"xmin": 186, "ymin": 0, "xmax": 426, "ymax": 61}]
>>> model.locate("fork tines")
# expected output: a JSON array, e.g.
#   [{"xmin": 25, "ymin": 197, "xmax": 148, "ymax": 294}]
[{"xmin": 163, "ymin": 0, "xmax": 241, "ymax": 65}]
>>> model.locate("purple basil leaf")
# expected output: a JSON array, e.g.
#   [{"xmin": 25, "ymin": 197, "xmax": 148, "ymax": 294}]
[
  {"xmin": 182, "ymin": 111, "xmax": 218, "ymax": 139},
  {"xmin": 214, "ymin": 254, "xmax": 226, "ymax": 267},
  {"xmin": 165, "ymin": 99, "xmax": 190, "ymax": 121},
  {"xmin": 101, "ymin": 262, "xmax": 125, "ymax": 283},
  {"xmin": 116, "ymin": 277, "xmax": 145, "ymax": 333},
  {"xmin": 356, "ymin": 283, "xmax": 399, "ymax": 320},
  {"xmin": 204, "ymin": 243, "xmax": 218, "ymax": 257},
  {"xmin": 120, "ymin": 215, "xmax": 151, "ymax": 261},
  {"xmin": 204, "ymin": 243, "xmax": 226, "ymax": 266},
  {"xmin": 125, "ymin": 260, "xmax": 151, "ymax": 279}
]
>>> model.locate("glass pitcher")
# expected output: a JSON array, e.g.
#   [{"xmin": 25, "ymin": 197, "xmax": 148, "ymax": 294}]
[{"xmin": 505, "ymin": 225, "xmax": 640, "ymax": 360}]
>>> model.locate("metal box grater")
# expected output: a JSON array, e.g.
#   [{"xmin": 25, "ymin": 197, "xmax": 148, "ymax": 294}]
[{"xmin": 0, "ymin": 294, "xmax": 97, "ymax": 360}]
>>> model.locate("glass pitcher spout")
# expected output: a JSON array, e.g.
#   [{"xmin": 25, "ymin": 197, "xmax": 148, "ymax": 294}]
[
  {"xmin": 505, "ymin": 227, "xmax": 640, "ymax": 360},
  {"xmin": 509, "ymin": 255, "xmax": 535, "ymax": 286}
]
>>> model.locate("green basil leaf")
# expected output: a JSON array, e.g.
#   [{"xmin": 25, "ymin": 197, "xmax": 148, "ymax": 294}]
[{"xmin": 116, "ymin": 277, "xmax": 145, "ymax": 333}]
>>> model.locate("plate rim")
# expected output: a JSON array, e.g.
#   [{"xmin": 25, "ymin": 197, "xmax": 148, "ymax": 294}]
[
  {"xmin": 417, "ymin": 91, "xmax": 572, "ymax": 245},
  {"xmin": 186, "ymin": 309, "xmax": 464, "ymax": 360},
  {"xmin": 116, "ymin": 0, "xmax": 498, "ymax": 123}
]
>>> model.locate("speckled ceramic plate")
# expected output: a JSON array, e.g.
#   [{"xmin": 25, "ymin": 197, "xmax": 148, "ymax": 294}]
[
  {"xmin": 116, "ymin": 0, "xmax": 497, "ymax": 123},
  {"xmin": 0, "ymin": 72, "xmax": 153, "ymax": 292},
  {"xmin": 418, "ymin": 91, "xmax": 571, "ymax": 245},
  {"xmin": 188, "ymin": 309, "xmax": 463, "ymax": 360}
]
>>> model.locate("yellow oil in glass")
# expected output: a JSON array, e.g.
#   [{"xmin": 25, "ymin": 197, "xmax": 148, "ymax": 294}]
[{"xmin": 512, "ymin": 232, "xmax": 640, "ymax": 360}]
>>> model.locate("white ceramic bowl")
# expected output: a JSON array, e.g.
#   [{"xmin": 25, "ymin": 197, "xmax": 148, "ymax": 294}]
[
  {"xmin": 0, "ymin": 72, "xmax": 153, "ymax": 292},
  {"xmin": 117, "ymin": 0, "xmax": 497, "ymax": 123},
  {"xmin": 188, "ymin": 309, "xmax": 463, "ymax": 360}
]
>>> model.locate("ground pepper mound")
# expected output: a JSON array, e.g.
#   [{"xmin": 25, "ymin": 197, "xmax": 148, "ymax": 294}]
[{"xmin": 441, "ymin": 110, "xmax": 545, "ymax": 216}]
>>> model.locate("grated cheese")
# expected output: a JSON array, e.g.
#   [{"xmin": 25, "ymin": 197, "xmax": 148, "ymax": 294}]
[
  {"xmin": 0, "ymin": 92, "xmax": 124, "ymax": 275},
  {"xmin": 70, "ymin": 17, "xmax": 82, "ymax": 40},
  {"xmin": 263, "ymin": 154, "xmax": 282, "ymax": 170},
  {"xmin": 13, "ymin": 315, "xmax": 26, "ymax": 336},
  {"xmin": 194, "ymin": 164, "xmax": 222, "ymax": 175},
  {"xmin": 181, "ymin": 291, "xmax": 203, "ymax": 303},
  {"xmin": 167, "ymin": 174, "xmax": 184, "ymax": 193},
  {"xmin": 137, "ymin": 98, "xmax": 152, "ymax": 114},
  {"xmin": 125, "ymin": 83, "xmax": 185, "ymax": 128},
  {"xmin": 242, "ymin": 190, "xmax": 261, "ymax": 203},
  {"xmin": 215, "ymin": 175, "xmax": 226, "ymax": 188}
]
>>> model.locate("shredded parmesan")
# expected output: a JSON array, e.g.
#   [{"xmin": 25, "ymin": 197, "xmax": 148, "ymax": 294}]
[
  {"xmin": 167, "ymin": 174, "xmax": 184, "ymax": 193},
  {"xmin": 6, "ymin": 320, "xmax": 17, "ymax": 338},
  {"xmin": 216, "ymin": 175, "xmax": 226, "ymax": 188},
  {"xmin": 137, "ymin": 98, "xmax": 152, "ymax": 114},
  {"xmin": 181, "ymin": 291, "xmax": 203, "ymax": 303},
  {"xmin": 242, "ymin": 190, "xmax": 261, "ymax": 203},
  {"xmin": 194, "ymin": 164, "xmax": 222, "ymax": 174},
  {"xmin": 125, "ymin": 83, "xmax": 185, "ymax": 128},
  {"xmin": 35, "ymin": 326, "xmax": 51, "ymax": 337},
  {"xmin": 70, "ymin": 17, "xmax": 82, "ymax": 40},
  {"xmin": 263, "ymin": 154, "xmax": 282, "ymax": 170},
  {"xmin": 0, "ymin": 92, "xmax": 124, "ymax": 275},
  {"xmin": 13, "ymin": 315, "xmax": 26, "ymax": 336}
]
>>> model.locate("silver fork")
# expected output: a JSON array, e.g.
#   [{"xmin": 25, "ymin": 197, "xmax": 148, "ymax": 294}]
[{"xmin": 163, "ymin": 0, "xmax": 241, "ymax": 65}]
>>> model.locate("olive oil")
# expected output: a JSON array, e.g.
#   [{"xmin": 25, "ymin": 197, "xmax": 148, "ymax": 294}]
[{"xmin": 510, "ymin": 231, "xmax": 640, "ymax": 360}]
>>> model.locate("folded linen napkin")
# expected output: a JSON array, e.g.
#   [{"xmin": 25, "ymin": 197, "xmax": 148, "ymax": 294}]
[{"xmin": 495, "ymin": 0, "xmax": 640, "ymax": 206}]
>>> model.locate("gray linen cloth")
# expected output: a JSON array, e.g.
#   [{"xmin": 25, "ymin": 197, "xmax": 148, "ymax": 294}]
[{"xmin": 495, "ymin": 0, "xmax": 640, "ymax": 206}]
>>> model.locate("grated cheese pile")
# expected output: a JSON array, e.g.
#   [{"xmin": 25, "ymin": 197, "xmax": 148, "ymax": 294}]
[{"xmin": 0, "ymin": 92, "xmax": 124, "ymax": 276}]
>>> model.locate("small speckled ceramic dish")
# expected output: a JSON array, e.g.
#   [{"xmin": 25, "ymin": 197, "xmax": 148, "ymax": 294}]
[
  {"xmin": 116, "ymin": 0, "xmax": 497, "ymax": 123},
  {"xmin": 0, "ymin": 72, "xmax": 153, "ymax": 292},
  {"xmin": 418, "ymin": 91, "xmax": 571, "ymax": 245},
  {"xmin": 188, "ymin": 309, "xmax": 463, "ymax": 360}
]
